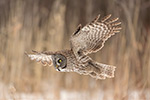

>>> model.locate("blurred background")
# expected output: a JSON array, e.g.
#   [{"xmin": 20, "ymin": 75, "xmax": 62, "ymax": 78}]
[{"xmin": 0, "ymin": 0, "xmax": 150, "ymax": 100}]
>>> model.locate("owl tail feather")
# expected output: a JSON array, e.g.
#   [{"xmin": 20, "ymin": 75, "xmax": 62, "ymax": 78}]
[{"xmin": 89, "ymin": 62, "xmax": 116, "ymax": 80}]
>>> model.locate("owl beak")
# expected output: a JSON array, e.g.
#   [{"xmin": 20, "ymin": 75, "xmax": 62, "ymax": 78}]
[
  {"xmin": 57, "ymin": 68, "xmax": 60, "ymax": 71},
  {"xmin": 61, "ymin": 65, "xmax": 66, "ymax": 69},
  {"xmin": 55, "ymin": 65, "xmax": 60, "ymax": 71},
  {"xmin": 56, "ymin": 65, "xmax": 58, "ymax": 68},
  {"xmin": 56, "ymin": 68, "xmax": 60, "ymax": 71}
]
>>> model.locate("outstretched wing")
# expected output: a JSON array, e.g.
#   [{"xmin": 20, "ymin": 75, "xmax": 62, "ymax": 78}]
[
  {"xmin": 25, "ymin": 50, "xmax": 53, "ymax": 66},
  {"xmin": 70, "ymin": 14, "xmax": 121, "ymax": 58}
]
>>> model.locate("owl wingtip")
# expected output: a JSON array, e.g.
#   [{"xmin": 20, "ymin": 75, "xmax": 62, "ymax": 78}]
[
  {"xmin": 97, "ymin": 14, "xmax": 100, "ymax": 19},
  {"xmin": 32, "ymin": 50, "xmax": 39, "ymax": 53},
  {"xmin": 24, "ymin": 51, "xmax": 29, "ymax": 56},
  {"xmin": 108, "ymin": 14, "xmax": 112, "ymax": 17},
  {"xmin": 25, "ymin": 50, "xmax": 39, "ymax": 56},
  {"xmin": 92, "ymin": 14, "xmax": 100, "ymax": 23},
  {"xmin": 72, "ymin": 24, "xmax": 82, "ymax": 36},
  {"xmin": 78, "ymin": 24, "xmax": 82, "ymax": 28},
  {"xmin": 101, "ymin": 14, "xmax": 112, "ymax": 22}
]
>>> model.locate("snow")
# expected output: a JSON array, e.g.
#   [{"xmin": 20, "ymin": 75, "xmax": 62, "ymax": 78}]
[{"xmin": 0, "ymin": 82, "xmax": 150, "ymax": 100}]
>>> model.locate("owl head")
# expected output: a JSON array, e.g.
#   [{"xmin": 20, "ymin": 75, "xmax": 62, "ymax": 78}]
[{"xmin": 52, "ymin": 54, "xmax": 67, "ymax": 71}]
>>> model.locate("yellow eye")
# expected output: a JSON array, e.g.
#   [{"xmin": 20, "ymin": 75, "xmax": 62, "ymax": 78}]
[
  {"xmin": 58, "ymin": 59, "xmax": 62, "ymax": 63},
  {"xmin": 56, "ymin": 65, "xmax": 58, "ymax": 68}
]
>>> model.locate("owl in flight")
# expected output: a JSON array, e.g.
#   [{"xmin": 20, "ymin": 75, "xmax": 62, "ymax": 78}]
[{"xmin": 26, "ymin": 14, "xmax": 121, "ymax": 79}]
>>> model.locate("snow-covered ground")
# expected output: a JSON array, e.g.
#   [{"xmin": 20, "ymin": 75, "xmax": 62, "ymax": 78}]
[{"xmin": 0, "ymin": 82, "xmax": 150, "ymax": 100}]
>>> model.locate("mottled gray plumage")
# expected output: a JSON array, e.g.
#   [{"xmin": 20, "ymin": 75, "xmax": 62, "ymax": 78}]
[{"xmin": 26, "ymin": 14, "xmax": 121, "ymax": 79}]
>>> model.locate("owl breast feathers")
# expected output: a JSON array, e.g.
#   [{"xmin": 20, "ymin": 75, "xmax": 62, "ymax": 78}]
[{"xmin": 26, "ymin": 14, "xmax": 121, "ymax": 80}]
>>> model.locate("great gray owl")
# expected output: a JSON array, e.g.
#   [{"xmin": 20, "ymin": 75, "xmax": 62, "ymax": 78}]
[{"xmin": 26, "ymin": 14, "xmax": 121, "ymax": 79}]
